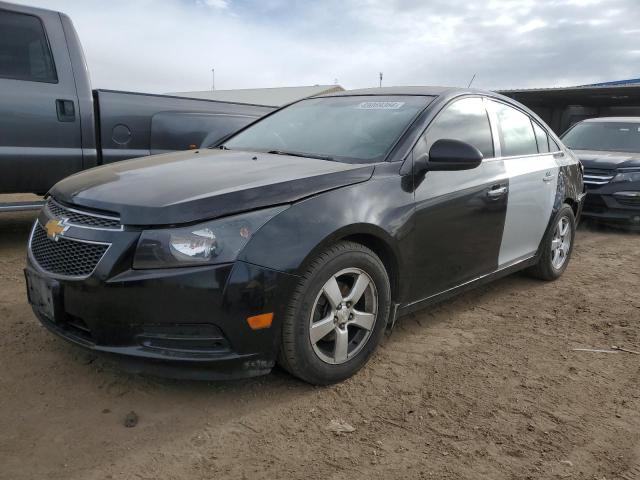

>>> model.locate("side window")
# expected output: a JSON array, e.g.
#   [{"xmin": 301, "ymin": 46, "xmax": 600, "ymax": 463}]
[
  {"xmin": 532, "ymin": 122, "xmax": 550, "ymax": 153},
  {"xmin": 415, "ymin": 97, "xmax": 494, "ymax": 159},
  {"xmin": 490, "ymin": 101, "xmax": 538, "ymax": 157},
  {"xmin": 0, "ymin": 10, "xmax": 57, "ymax": 83},
  {"xmin": 549, "ymin": 137, "xmax": 561, "ymax": 152}
]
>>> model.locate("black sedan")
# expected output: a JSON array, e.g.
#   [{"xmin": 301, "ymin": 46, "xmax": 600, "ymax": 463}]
[
  {"xmin": 561, "ymin": 117, "xmax": 640, "ymax": 228},
  {"xmin": 25, "ymin": 87, "xmax": 584, "ymax": 384}
]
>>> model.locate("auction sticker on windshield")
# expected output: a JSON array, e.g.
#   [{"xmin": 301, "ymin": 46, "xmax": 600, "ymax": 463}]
[{"xmin": 357, "ymin": 101, "xmax": 405, "ymax": 109}]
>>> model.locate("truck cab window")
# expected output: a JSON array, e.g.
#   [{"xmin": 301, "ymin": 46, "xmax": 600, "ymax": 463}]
[{"xmin": 0, "ymin": 10, "xmax": 57, "ymax": 83}]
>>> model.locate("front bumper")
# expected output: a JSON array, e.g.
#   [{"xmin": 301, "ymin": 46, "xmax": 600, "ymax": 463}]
[
  {"xmin": 25, "ymin": 258, "xmax": 298, "ymax": 380},
  {"xmin": 581, "ymin": 188, "xmax": 640, "ymax": 227}
]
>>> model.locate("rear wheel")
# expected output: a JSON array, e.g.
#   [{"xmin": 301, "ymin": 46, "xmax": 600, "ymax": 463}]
[
  {"xmin": 278, "ymin": 241, "xmax": 391, "ymax": 385},
  {"xmin": 528, "ymin": 204, "xmax": 576, "ymax": 281}
]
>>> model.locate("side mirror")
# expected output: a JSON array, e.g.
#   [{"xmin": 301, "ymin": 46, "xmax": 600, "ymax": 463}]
[{"xmin": 415, "ymin": 138, "xmax": 484, "ymax": 174}]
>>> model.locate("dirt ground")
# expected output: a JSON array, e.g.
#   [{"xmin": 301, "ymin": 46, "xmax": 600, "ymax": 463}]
[{"xmin": 0, "ymin": 209, "xmax": 639, "ymax": 480}]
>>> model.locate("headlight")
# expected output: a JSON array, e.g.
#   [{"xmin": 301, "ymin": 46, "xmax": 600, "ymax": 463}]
[
  {"xmin": 612, "ymin": 169, "xmax": 640, "ymax": 183},
  {"xmin": 133, "ymin": 206, "xmax": 287, "ymax": 269}
]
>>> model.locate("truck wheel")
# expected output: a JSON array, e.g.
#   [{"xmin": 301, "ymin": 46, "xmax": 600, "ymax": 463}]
[
  {"xmin": 528, "ymin": 204, "xmax": 576, "ymax": 281},
  {"xmin": 278, "ymin": 241, "xmax": 391, "ymax": 385}
]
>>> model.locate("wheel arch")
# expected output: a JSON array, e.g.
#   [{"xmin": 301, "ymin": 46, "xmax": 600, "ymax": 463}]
[
  {"xmin": 297, "ymin": 224, "xmax": 403, "ymax": 304},
  {"xmin": 564, "ymin": 197, "xmax": 578, "ymax": 216}
]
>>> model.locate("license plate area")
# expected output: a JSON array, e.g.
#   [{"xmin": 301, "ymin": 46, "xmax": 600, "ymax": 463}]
[{"xmin": 25, "ymin": 269, "xmax": 60, "ymax": 321}]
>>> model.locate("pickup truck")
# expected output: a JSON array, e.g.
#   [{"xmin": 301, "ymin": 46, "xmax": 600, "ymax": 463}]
[{"xmin": 0, "ymin": 1, "xmax": 274, "ymax": 205}]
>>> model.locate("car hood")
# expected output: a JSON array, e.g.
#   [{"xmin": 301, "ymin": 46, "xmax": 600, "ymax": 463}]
[
  {"xmin": 50, "ymin": 150, "xmax": 375, "ymax": 226},
  {"xmin": 573, "ymin": 149, "xmax": 640, "ymax": 170}
]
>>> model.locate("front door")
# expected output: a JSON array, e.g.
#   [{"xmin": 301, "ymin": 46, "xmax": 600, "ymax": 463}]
[
  {"xmin": 409, "ymin": 97, "xmax": 508, "ymax": 301},
  {"xmin": 0, "ymin": 7, "xmax": 82, "ymax": 193}
]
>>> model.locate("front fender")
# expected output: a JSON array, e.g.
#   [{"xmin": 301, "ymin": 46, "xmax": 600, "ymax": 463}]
[{"xmin": 238, "ymin": 164, "xmax": 415, "ymax": 302}]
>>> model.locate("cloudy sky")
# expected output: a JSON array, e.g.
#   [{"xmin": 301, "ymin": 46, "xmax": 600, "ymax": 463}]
[{"xmin": 11, "ymin": 0, "xmax": 640, "ymax": 93}]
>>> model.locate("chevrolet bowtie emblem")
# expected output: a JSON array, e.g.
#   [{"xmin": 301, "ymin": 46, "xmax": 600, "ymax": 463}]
[{"xmin": 44, "ymin": 218, "xmax": 70, "ymax": 241}]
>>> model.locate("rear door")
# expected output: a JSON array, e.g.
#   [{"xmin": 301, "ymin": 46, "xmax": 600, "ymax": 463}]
[
  {"xmin": 0, "ymin": 6, "xmax": 82, "ymax": 193},
  {"xmin": 409, "ymin": 97, "xmax": 509, "ymax": 301},
  {"xmin": 487, "ymin": 100, "xmax": 558, "ymax": 266}
]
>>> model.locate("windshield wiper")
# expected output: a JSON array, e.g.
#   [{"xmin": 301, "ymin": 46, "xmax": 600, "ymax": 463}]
[{"xmin": 267, "ymin": 150, "xmax": 334, "ymax": 161}]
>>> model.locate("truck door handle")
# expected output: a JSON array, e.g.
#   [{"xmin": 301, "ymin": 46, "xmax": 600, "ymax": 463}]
[
  {"xmin": 487, "ymin": 185, "xmax": 508, "ymax": 198},
  {"xmin": 56, "ymin": 99, "xmax": 76, "ymax": 122},
  {"xmin": 543, "ymin": 171, "xmax": 555, "ymax": 183}
]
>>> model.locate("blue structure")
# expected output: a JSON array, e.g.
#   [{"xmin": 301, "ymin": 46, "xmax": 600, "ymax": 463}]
[{"xmin": 580, "ymin": 78, "xmax": 640, "ymax": 87}]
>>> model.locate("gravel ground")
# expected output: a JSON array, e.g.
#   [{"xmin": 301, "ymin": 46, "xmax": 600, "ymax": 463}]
[{"xmin": 0, "ymin": 209, "xmax": 639, "ymax": 480}]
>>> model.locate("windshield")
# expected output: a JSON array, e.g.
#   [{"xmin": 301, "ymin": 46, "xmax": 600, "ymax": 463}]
[
  {"xmin": 562, "ymin": 121, "xmax": 640, "ymax": 153},
  {"xmin": 223, "ymin": 95, "xmax": 432, "ymax": 163}
]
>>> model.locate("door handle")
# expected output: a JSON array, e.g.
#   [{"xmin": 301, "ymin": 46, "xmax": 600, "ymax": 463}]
[
  {"xmin": 487, "ymin": 186, "xmax": 508, "ymax": 198},
  {"xmin": 56, "ymin": 99, "xmax": 76, "ymax": 122},
  {"xmin": 543, "ymin": 171, "xmax": 555, "ymax": 183}
]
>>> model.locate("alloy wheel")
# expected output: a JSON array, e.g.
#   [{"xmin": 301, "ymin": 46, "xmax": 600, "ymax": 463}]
[
  {"xmin": 551, "ymin": 216, "xmax": 572, "ymax": 269},
  {"xmin": 308, "ymin": 268, "xmax": 378, "ymax": 365}
]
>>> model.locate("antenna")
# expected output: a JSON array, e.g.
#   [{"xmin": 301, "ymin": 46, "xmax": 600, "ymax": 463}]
[
  {"xmin": 211, "ymin": 68, "xmax": 215, "ymax": 91},
  {"xmin": 379, "ymin": 72, "xmax": 383, "ymax": 88},
  {"xmin": 467, "ymin": 73, "xmax": 477, "ymax": 88}
]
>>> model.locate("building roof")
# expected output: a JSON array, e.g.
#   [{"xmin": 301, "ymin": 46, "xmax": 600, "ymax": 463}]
[
  {"xmin": 498, "ymin": 84, "xmax": 640, "ymax": 107},
  {"xmin": 580, "ymin": 78, "xmax": 640, "ymax": 87},
  {"xmin": 168, "ymin": 85, "xmax": 344, "ymax": 107},
  {"xmin": 499, "ymin": 78, "xmax": 640, "ymax": 94}
]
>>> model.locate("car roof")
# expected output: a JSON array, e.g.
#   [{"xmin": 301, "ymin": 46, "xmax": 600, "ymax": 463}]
[
  {"xmin": 581, "ymin": 117, "xmax": 640, "ymax": 124},
  {"xmin": 311, "ymin": 85, "xmax": 555, "ymax": 135},
  {"xmin": 316, "ymin": 86, "xmax": 458, "ymax": 98},
  {"xmin": 314, "ymin": 85, "xmax": 528, "ymax": 110}
]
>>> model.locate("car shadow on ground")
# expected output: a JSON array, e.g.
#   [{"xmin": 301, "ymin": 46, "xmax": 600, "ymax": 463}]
[{"xmin": 578, "ymin": 218, "xmax": 640, "ymax": 235}]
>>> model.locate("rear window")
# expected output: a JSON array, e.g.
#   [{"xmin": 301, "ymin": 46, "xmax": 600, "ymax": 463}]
[
  {"xmin": 532, "ymin": 122, "xmax": 550, "ymax": 153},
  {"xmin": 490, "ymin": 101, "xmax": 538, "ymax": 157},
  {"xmin": 562, "ymin": 122, "xmax": 640, "ymax": 153},
  {"xmin": 0, "ymin": 9, "xmax": 57, "ymax": 83}
]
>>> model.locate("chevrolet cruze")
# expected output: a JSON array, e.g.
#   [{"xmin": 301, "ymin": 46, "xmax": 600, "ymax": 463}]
[{"xmin": 25, "ymin": 87, "xmax": 584, "ymax": 385}]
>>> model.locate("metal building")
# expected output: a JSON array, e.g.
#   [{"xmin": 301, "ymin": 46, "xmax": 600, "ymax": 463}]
[
  {"xmin": 169, "ymin": 85, "xmax": 344, "ymax": 107},
  {"xmin": 499, "ymin": 79, "xmax": 640, "ymax": 135}
]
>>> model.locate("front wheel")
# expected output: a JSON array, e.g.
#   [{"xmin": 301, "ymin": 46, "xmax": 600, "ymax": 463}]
[
  {"xmin": 278, "ymin": 241, "xmax": 391, "ymax": 385},
  {"xmin": 528, "ymin": 204, "xmax": 576, "ymax": 281}
]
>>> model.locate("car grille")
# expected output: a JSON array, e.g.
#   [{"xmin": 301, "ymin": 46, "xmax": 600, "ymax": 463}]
[
  {"xmin": 30, "ymin": 223, "xmax": 110, "ymax": 278},
  {"xmin": 583, "ymin": 168, "xmax": 616, "ymax": 187},
  {"xmin": 45, "ymin": 198, "xmax": 121, "ymax": 230}
]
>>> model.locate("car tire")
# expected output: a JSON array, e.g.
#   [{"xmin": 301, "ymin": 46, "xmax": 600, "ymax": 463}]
[
  {"xmin": 528, "ymin": 204, "xmax": 576, "ymax": 281},
  {"xmin": 278, "ymin": 241, "xmax": 391, "ymax": 385}
]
